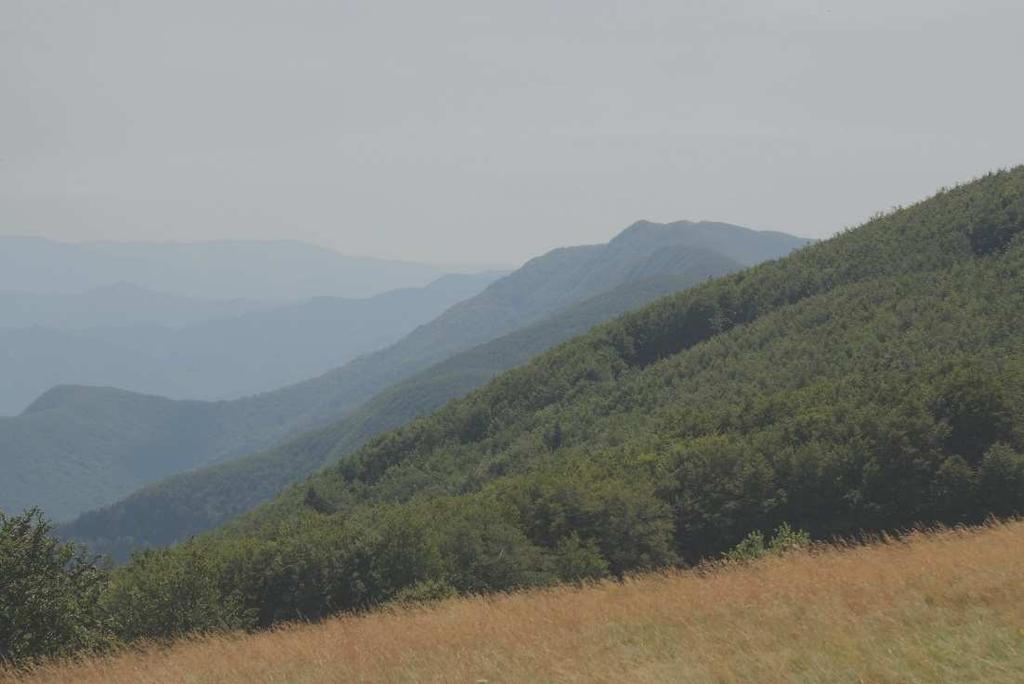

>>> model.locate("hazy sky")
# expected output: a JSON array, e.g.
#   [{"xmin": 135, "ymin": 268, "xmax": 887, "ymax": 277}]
[{"xmin": 3, "ymin": 1, "xmax": 1023, "ymax": 266}]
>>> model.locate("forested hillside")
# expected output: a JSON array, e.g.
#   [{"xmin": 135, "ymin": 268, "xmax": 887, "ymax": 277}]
[
  {"xmin": 93, "ymin": 168, "xmax": 1024, "ymax": 637},
  {"xmin": 268, "ymin": 221, "xmax": 804, "ymax": 430},
  {"xmin": 2, "ymin": 222, "xmax": 800, "ymax": 521},
  {"xmin": 62, "ymin": 274, "xmax": 720, "ymax": 558}
]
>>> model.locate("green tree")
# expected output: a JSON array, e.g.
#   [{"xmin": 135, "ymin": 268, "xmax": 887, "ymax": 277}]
[
  {"xmin": 932, "ymin": 366, "xmax": 1015, "ymax": 463},
  {"xmin": 977, "ymin": 443, "xmax": 1024, "ymax": 516},
  {"xmin": 102, "ymin": 542, "xmax": 254, "ymax": 642},
  {"xmin": 0, "ymin": 509, "xmax": 112, "ymax": 665}
]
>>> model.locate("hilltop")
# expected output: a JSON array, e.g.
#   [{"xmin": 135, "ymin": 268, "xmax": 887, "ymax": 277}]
[{"xmin": 7, "ymin": 521, "xmax": 1024, "ymax": 683}]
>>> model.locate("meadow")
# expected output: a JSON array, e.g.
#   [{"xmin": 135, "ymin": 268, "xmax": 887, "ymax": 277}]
[{"xmin": 7, "ymin": 520, "xmax": 1023, "ymax": 683}]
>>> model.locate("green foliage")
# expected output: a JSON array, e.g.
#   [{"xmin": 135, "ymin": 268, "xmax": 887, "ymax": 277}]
[
  {"xmin": 725, "ymin": 529, "xmax": 767, "ymax": 562},
  {"xmin": 433, "ymin": 502, "xmax": 550, "ymax": 593},
  {"xmin": 302, "ymin": 486, "xmax": 336, "ymax": 514},
  {"xmin": 551, "ymin": 533, "xmax": 609, "ymax": 583},
  {"xmin": 967, "ymin": 201, "xmax": 1024, "ymax": 255},
  {"xmin": 932, "ymin": 366, "xmax": 1015, "ymax": 463},
  {"xmin": 977, "ymin": 443, "xmax": 1024, "ymax": 517},
  {"xmin": 101, "ymin": 543, "xmax": 255, "ymax": 641},
  {"xmin": 725, "ymin": 523, "xmax": 812, "ymax": 562},
  {"xmin": 392, "ymin": 578, "xmax": 458, "ymax": 604},
  {"xmin": 0, "ymin": 509, "xmax": 112, "ymax": 665}
]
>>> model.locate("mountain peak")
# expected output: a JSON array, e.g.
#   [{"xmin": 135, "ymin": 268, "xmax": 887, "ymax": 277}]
[
  {"xmin": 609, "ymin": 220, "xmax": 734, "ymax": 247},
  {"xmin": 612, "ymin": 219, "xmax": 674, "ymax": 243},
  {"xmin": 606, "ymin": 220, "xmax": 809, "ymax": 266}
]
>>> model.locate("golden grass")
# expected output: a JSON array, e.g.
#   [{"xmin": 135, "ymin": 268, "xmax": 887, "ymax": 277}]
[{"xmin": 7, "ymin": 521, "xmax": 1024, "ymax": 683}]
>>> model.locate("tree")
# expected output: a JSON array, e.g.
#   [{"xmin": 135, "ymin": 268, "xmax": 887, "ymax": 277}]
[
  {"xmin": 0, "ymin": 509, "xmax": 112, "ymax": 665},
  {"xmin": 101, "ymin": 542, "xmax": 254, "ymax": 642},
  {"xmin": 932, "ymin": 366, "xmax": 1015, "ymax": 463},
  {"xmin": 552, "ymin": 533, "xmax": 609, "ymax": 582},
  {"xmin": 302, "ymin": 486, "xmax": 336, "ymax": 514},
  {"xmin": 978, "ymin": 444, "xmax": 1024, "ymax": 516}
]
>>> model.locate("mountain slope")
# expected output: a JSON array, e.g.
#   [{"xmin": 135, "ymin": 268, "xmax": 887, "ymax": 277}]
[
  {"xmin": 278, "ymin": 222, "xmax": 807, "ymax": 420},
  {"xmin": 2, "ymin": 223, "xmax": 807, "ymax": 521},
  {"xmin": 97, "ymin": 168, "xmax": 1024, "ymax": 635},
  {"xmin": 61, "ymin": 274, "xmax": 722, "ymax": 558},
  {"xmin": 0, "ymin": 236, "xmax": 448, "ymax": 300},
  {"xmin": 0, "ymin": 273, "xmax": 502, "ymax": 415}
]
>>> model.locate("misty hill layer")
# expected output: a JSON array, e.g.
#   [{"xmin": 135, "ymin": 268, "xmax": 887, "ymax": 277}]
[
  {"xmin": 0, "ymin": 283, "xmax": 265, "ymax": 331},
  {"xmin": 0, "ymin": 273, "xmax": 501, "ymax": 415},
  {"xmin": 1, "ymin": 223, "xmax": 806, "ymax": 520},
  {"xmin": 0, "ymin": 236, "xmax": 448, "ymax": 301}
]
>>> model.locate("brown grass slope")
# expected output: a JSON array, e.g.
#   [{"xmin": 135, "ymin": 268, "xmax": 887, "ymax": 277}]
[{"xmin": 8, "ymin": 520, "xmax": 1024, "ymax": 683}]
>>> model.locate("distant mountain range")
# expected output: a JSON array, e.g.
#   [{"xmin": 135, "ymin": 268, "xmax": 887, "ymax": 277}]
[
  {"xmin": 0, "ymin": 273, "xmax": 502, "ymax": 415},
  {"xmin": 0, "ymin": 221, "xmax": 808, "ymax": 523},
  {"xmin": 0, "ymin": 236, "xmax": 455, "ymax": 301},
  {"xmin": 0, "ymin": 283, "xmax": 266, "ymax": 330}
]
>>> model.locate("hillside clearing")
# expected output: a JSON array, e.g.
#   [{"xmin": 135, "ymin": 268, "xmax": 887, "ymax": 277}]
[{"xmin": 7, "ymin": 520, "xmax": 1024, "ymax": 683}]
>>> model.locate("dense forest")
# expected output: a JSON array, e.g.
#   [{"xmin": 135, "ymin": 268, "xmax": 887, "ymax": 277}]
[{"xmin": 3, "ymin": 168, "xmax": 1024, "ymax": 666}]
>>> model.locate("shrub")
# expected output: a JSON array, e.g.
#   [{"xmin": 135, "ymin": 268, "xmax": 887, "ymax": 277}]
[{"xmin": 725, "ymin": 523, "xmax": 811, "ymax": 562}]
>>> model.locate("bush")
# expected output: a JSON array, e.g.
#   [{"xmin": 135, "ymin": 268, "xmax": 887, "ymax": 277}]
[
  {"xmin": 725, "ymin": 523, "xmax": 811, "ymax": 562},
  {"xmin": 392, "ymin": 579, "xmax": 457, "ymax": 605}
]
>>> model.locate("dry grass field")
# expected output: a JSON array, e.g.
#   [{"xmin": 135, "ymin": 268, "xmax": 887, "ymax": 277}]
[{"xmin": 6, "ymin": 521, "xmax": 1024, "ymax": 683}]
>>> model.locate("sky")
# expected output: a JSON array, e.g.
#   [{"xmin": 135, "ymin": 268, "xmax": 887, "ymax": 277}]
[{"xmin": 2, "ymin": 0, "xmax": 1023, "ymax": 267}]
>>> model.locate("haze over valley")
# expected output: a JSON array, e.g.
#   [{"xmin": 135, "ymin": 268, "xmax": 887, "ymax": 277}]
[{"xmin": 0, "ymin": 269, "xmax": 502, "ymax": 415}]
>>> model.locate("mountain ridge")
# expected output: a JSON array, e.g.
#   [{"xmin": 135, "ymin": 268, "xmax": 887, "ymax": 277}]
[
  {"xmin": 0, "ymin": 221, "xmax": 808, "ymax": 521},
  {"xmin": 0, "ymin": 272, "xmax": 502, "ymax": 415},
  {"xmin": 0, "ymin": 235, "xmax": 452, "ymax": 301},
  {"xmin": 0, "ymin": 282, "xmax": 265, "ymax": 331}
]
